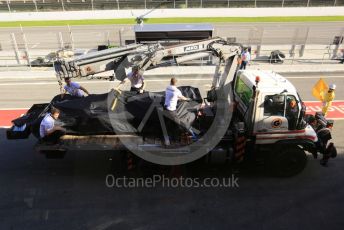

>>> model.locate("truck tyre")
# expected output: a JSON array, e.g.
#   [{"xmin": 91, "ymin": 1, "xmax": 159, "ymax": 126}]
[{"xmin": 268, "ymin": 147, "xmax": 307, "ymax": 177}]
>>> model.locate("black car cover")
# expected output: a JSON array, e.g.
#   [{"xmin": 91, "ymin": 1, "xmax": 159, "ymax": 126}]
[{"xmin": 13, "ymin": 86, "xmax": 202, "ymax": 138}]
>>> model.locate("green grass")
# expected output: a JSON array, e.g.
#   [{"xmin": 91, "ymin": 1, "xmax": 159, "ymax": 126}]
[{"xmin": 1, "ymin": 16, "xmax": 344, "ymax": 27}]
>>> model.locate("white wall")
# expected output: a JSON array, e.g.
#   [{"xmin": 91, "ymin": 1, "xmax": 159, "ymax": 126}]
[{"xmin": 1, "ymin": 7, "xmax": 344, "ymax": 22}]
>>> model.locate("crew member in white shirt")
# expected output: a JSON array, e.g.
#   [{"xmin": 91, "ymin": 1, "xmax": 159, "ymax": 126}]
[
  {"xmin": 39, "ymin": 107, "xmax": 66, "ymax": 144},
  {"xmin": 119, "ymin": 65, "xmax": 145, "ymax": 94},
  {"xmin": 164, "ymin": 77, "xmax": 198, "ymax": 140},
  {"xmin": 164, "ymin": 77, "xmax": 190, "ymax": 113},
  {"xmin": 164, "ymin": 77, "xmax": 190, "ymax": 125},
  {"xmin": 62, "ymin": 77, "xmax": 90, "ymax": 98}
]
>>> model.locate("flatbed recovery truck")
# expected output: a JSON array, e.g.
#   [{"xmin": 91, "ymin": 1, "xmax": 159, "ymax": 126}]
[{"xmin": 7, "ymin": 38, "xmax": 332, "ymax": 176}]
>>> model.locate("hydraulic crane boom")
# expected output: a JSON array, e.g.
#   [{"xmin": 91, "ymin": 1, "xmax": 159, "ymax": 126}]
[{"xmin": 54, "ymin": 37, "xmax": 242, "ymax": 88}]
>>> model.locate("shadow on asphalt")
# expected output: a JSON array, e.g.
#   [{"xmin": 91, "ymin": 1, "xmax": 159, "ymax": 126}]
[{"xmin": 1, "ymin": 128, "xmax": 344, "ymax": 230}]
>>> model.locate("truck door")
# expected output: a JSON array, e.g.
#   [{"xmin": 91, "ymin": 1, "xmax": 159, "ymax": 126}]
[
  {"xmin": 285, "ymin": 95, "xmax": 301, "ymax": 130},
  {"xmin": 255, "ymin": 94, "xmax": 289, "ymax": 133}
]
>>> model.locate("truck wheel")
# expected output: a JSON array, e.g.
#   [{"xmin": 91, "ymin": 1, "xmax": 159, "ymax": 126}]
[{"xmin": 268, "ymin": 147, "xmax": 307, "ymax": 177}]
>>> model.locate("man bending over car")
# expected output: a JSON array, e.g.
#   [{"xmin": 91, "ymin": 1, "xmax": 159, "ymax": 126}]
[{"xmin": 62, "ymin": 77, "xmax": 90, "ymax": 98}]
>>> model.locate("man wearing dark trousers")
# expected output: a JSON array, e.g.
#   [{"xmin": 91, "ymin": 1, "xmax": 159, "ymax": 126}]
[{"xmin": 39, "ymin": 107, "xmax": 66, "ymax": 144}]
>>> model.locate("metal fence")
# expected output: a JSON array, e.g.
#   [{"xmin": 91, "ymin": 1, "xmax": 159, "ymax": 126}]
[
  {"xmin": 0, "ymin": 24, "xmax": 343, "ymax": 67},
  {"xmin": 1, "ymin": 0, "xmax": 344, "ymax": 12}
]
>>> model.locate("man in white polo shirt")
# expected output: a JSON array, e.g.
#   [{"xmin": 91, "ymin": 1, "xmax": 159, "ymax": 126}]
[
  {"xmin": 164, "ymin": 77, "xmax": 198, "ymax": 140},
  {"xmin": 165, "ymin": 77, "xmax": 189, "ymax": 112},
  {"xmin": 62, "ymin": 77, "xmax": 90, "ymax": 98},
  {"xmin": 40, "ymin": 107, "xmax": 66, "ymax": 144},
  {"xmin": 119, "ymin": 65, "xmax": 145, "ymax": 94},
  {"xmin": 164, "ymin": 77, "xmax": 190, "ymax": 125}
]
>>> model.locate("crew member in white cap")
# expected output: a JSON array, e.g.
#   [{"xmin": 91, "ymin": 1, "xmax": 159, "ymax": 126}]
[{"xmin": 322, "ymin": 84, "xmax": 336, "ymax": 116}]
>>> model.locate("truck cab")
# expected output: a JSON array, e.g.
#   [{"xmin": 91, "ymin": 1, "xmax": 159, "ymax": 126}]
[
  {"xmin": 232, "ymin": 70, "xmax": 319, "ymax": 176},
  {"xmin": 234, "ymin": 70, "xmax": 317, "ymax": 145}
]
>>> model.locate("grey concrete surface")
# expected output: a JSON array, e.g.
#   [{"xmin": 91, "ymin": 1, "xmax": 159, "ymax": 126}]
[
  {"xmin": 1, "ymin": 21, "xmax": 343, "ymax": 66},
  {"xmin": 1, "ymin": 61, "xmax": 344, "ymax": 81},
  {"xmin": 0, "ymin": 22, "xmax": 343, "ymax": 50},
  {"xmin": 0, "ymin": 71, "xmax": 344, "ymax": 229},
  {"xmin": 0, "ymin": 71, "xmax": 343, "ymax": 107}
]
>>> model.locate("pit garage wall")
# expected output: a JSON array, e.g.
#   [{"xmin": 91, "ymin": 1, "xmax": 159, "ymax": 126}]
[{"xmin": 0, "ymin": 7, "xmax": 344, "ymax": 21}]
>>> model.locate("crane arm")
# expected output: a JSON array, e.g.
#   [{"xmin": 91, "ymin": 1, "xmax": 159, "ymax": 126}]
[{"xmin": 53, "ymin": 38, "xmax": 242, "ymax": 87}]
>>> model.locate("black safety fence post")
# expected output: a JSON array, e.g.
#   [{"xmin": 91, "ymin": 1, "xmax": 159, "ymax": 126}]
[{"xmin": 299, "ymin": 45, "xmax": 305, "ymax": 58}]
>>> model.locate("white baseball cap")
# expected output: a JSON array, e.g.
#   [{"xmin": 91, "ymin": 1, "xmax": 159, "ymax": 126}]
[{"xmin": 329, "ymin": 84, "xmax": 336, "ymax": 90}]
